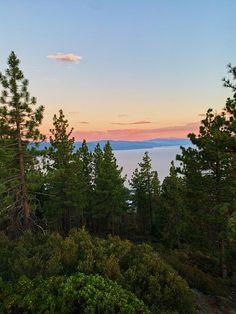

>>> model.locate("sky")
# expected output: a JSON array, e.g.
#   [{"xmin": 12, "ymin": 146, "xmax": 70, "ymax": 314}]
[{"xmin": 0, "ymin": 0, "xmax": 235, "ymax": 141}]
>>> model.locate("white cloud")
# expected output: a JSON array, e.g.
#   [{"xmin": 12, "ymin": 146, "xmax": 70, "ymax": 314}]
[{"xmin": 47, "ymin": 53, "xmax": 82, "ymax": 63}]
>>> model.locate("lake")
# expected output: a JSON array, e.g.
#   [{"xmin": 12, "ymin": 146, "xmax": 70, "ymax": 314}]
[{"xmin": 114, "ymin": 145, "xmax": 189, "ymax": 184}]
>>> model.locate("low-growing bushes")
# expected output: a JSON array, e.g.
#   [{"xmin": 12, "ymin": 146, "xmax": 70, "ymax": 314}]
[
  {"xmin": 0, "ymin": 272, "xmax": 149, "ymax": 313},
  {"xmin": 0, "ymin": 229, "xmax": 194, "ymax": 313},
  {"xmin": 163, "ymin": 252, "xmax": 229, "ymax": 296}
]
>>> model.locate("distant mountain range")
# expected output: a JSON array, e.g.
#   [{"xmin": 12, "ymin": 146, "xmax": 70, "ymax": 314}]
[{"xmin": 31, "ymin": 138, "xmax": 192, "ymax": 151}]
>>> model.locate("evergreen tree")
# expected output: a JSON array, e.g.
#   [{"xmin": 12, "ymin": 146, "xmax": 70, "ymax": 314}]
[
  {"xmin": 177, "ymin": 64, "xmax": 236, "ymax": 277},
  {"xmin": 44, "ymin": 110, "xmax": 76, "ymax": 234},
  {"xmin": 91, "ymin": 143, "xmax": 103, "ymax": 231},
  {"xmin": 222, "ymin": 64, "xmax": 236, "ymax": 181},
  {"xmin": 130, "ymin": 152, "xmax": 160, "ymax": 233},
  {"xmin": 0, "ymin": 52, "xmax": 44, "ymax": 230},
  {"xmin": 77, "ymin": 140, "xmax": 93, "ymax": 227},
  {"xmin": 93, "ymin": 142, "xmax": 127, "ymax": 234},
  {"xmin": 177, "ymin": 147, "xmax": 211, "ymax": 248},
  {"xmin": 92, "ymin": 143, "xmax": 103, "ymax": 184},
  {"xmin": 159, "ymin": 161, "xmax": 186, "ymax": 248},
  {"xmin": 151, "ymin": 170, "xmax": 161, "ymax": 235},
  {"xmin": 93, "ymin": 143, "xmax": 103, "ymax": 177}
]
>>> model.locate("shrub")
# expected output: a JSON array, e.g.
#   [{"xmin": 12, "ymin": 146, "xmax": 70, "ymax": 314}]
[
  {"xmin": 0, "ymin": 229, "xmax": 194, "ymax": 313},
  {"xmin": 0, "ymin": 273, "xmax": 149, "ymax": 314},
  {"xmin": 70, "ymin": 230, "xmax": 194, "ymax": 313},
  {"xmin": 163, "ymin": 253, "xmax": 229, "ymax": 296},
  {"xmin": 120, "ymin": 244, "xmax": 193, "ymax": 313}
]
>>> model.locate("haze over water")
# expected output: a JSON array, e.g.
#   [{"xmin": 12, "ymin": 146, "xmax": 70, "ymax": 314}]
[{"xmin": 114, "ymin": 145, "xmax": 189, "ymax": 185}]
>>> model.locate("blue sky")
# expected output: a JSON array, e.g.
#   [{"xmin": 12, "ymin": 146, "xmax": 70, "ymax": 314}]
[{"xmin": 0, "ymin": 0, "xmax": 235, "ymax": 140}]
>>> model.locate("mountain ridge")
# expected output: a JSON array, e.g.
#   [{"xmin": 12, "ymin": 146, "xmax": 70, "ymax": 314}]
[{"xmin": 30, "ymin": 138, "xmax": 191, "ymax": 151}]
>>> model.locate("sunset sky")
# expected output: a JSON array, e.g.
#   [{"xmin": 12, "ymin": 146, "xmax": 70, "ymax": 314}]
[{"xmin": 0, "ymin": 0, "xmax": 235, "ymax": 141}]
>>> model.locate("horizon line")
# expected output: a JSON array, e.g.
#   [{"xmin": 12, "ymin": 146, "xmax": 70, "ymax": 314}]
[{"xmin": 37, "ymin": 137, "xmax": 190, "ymax": 143}]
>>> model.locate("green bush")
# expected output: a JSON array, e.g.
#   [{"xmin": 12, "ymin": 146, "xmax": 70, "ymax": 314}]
[
  {"xmin": 0, "ymin": 273, "xmax": 149, "ymax": 314},
  {"xmin": 120, "ymin": 244, "xmax": 193, "ymax": 313},
  {"xmin": 186, "ymin": 250, "xmax": 219, "ymax": 276},
  {"xmin": 0, "ymin": 229, "xmax": 194, "ymax": 313},
  {"xmin": 70, "ymin": 231, "xmax": 194, "ymax": 313},
  {"xmin": 163, "ymin": 253, "xmax": 229, "ymax": 296}
]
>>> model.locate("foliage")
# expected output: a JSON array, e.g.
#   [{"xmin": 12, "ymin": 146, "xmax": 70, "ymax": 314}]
[
  {"xmin": 0, "ymin": 229, "xmax": 194, "ymax": 313},
  {"xmin": 77, "ymin": 140, "xmax": 93, "ymax": 228},
  {"xmin": 162, "ymin": 249, "xmax": 230, "ymax": 296},
  {"xmin": 93, "ymin": 142, "xmax": 127, "ymax": 234},
  {"xmin": 0, "ymin": 51, "xmax": 44, "ymax": 230},
  {"xmin": 130, "ymin": 152, "xmax": 161, "ymax": 234},
  {"xmin": 158, "ymin": 162, "xmax": 187, "ymax": 248},
  {"xmin": 0, "ymin": 53, "xmax": 235, "ymax": 311},
  {"xmin": 177, "ymin": 64, "xmax": 236, "ymax": 277},
  {"xmin": 0, "ymin": 272, "xmax": 149, "ymax": 314},
  {"xmin": 43, "ymin": 109, "xmax": 78, "ymax": 233}
]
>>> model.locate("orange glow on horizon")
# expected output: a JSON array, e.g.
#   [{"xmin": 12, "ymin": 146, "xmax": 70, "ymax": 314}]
[
  {"xmin": 70, "ymin": 122, "xmax": 199, "ymax": 141},
  {"xmin": 41, "ymin": 122, "xmax": 199, "ymax": 141}
]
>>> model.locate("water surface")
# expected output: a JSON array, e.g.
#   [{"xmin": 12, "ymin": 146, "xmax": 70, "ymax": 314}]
[{"xmin": 114, "ymin": 145, "xmax": 189, "ymax": 184}]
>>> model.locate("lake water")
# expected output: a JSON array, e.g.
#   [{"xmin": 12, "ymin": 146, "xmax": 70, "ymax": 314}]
[{"xmin": 114, "ymin": 145, "xmax": 189, "ymax": 185}]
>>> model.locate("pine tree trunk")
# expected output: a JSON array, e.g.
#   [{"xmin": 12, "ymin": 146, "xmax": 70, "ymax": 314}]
[{"xmin": 17, "ymin": 127, "xmax": 30, "ymax": 228}]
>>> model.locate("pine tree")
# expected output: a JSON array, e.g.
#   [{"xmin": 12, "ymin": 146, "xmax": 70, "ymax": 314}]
[
  {"xmin": 130, "ymin": 152, "xmax": 160, "ymax": 233},
  {"xmin": 44, "ymin": 110, "xmax": 76, "ymax": 234},
  {"xmin": 176, "ymin": 146, "xmax": 211, "ymax": 248},
  {"xmin": 222, "ymin": 65, "xmax": 236, "ymax": 275},
  {"xmin": 77, "ymin": 140, "xmax": 93, "ymax": 227},
  {"xmin": 0, "ymin": 52, "xmax": 44, "ymax": 230},
  {"xmin": 151, "ymin": 170, "xmax": 161, "ymax": 235},
  {"xmin": 93, "ymin": 143, "xmax": 103, "ymax": 181},
  {"xmin": 177, "ymin": 64, "xmax": 236, "ymax": 277},
  {"xmin": 90, "ymin": 143, "xmax": 103, "ymax": 232},
  {"xmin": 93, "ymin": 142, "xmax": 127, "ymax": 234},
  {"xmin": 222, "ymin": 64, "xmax": 236, "ymax": 176},
  {"xmin": 159, "ymin": 161, "xmax": 186, "ymax": 248}
]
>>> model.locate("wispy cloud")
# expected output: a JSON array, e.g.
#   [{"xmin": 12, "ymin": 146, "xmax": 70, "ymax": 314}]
[
  {"xmin": 79, "ymin": 121, "xmax": 89, "ymax": 124},
  {"xmin": 111, "ymin": 120, "xmax": 151, "ymax": 126},
  {"xmin": 117, "ymin": 114, "xmax": 127, "ymax": 118},
  {"xmin": 47, "ymin": 53, "xmax": 82, "ymax": 63},
  {"xmin": 198, "ymin": 113, "xmax": 206, "ymax": 117},
  {"xmin": 72, "ymin": 122, "xmax": 199, "ymax": 141},
  {"xmin": 111, "ymin": 122, "xmax": 127, "ymax": 125},
  {"xmin": 130, "ymin": 120, "xmax": 151, "ymax": 125}
]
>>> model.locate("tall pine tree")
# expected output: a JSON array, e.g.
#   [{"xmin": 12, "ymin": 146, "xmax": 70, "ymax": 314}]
[
  {"xmin": 177, "ymin": 64, "xmax": 236, "ymax": 277},
  {"xmin": 44, "ymin": 110, "xmax": 76, "ymax": 234},
  {"xmin": 130, "ymin": 152, "xmax": 160, "ymax": 234},
  {"xmin": 159, "ymin": 161, "xmax": 187, "ymax": 248},
  {"xmin": 93, "ymin": 142, "xmax": 127, "ymax": 234},
  {"xmin": 77, "ymin": 140, "xmax": 93, "ymax": 227},
  {"xmin": 0, "ymin": 52, "xmax": 44, "ymax": 230}
]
